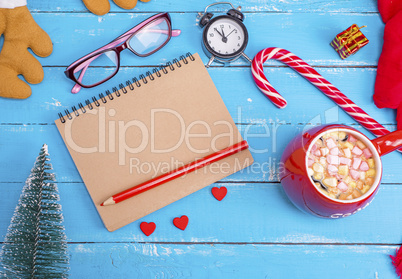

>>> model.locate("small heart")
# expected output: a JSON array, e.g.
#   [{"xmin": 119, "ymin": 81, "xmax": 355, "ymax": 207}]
[
  {"xmin": 212, "ymin": 186, "xmax": 227, "ymax": 201},
  {"xmin": 173, "ymin": 215, "xmax": 189, "ymax": 231},
  {"xmin": 140, "ymin": 222, "xmax": 156, "ymax": 236}
]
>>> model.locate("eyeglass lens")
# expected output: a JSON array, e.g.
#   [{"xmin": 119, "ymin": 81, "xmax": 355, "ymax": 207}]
[
  {"xmin": 128, "ymin": 18, "xmax": 170, "ymax": 55},
  {"xmin": 73, "ymin": 17, "xmax": 170, "ymax": 87},
  {"xmin": 73, "ymin": 50, "xmax": 119, "ymax": 87}
]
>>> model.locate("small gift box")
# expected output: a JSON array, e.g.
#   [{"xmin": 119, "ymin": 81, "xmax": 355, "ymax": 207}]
[{"xmin": 330, "ymin": 24, "xmax": 369, "ymax": 59}]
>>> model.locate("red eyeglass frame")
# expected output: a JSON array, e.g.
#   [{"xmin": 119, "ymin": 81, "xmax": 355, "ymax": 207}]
[{"xmin": 64, "ymin": 12, "xmax": 181, "ymax": 94}]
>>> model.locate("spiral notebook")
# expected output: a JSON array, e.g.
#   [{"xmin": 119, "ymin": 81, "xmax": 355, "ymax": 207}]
[{"xmin": 55, "ymin": 53, "xmax": 253, "ymax": 231}]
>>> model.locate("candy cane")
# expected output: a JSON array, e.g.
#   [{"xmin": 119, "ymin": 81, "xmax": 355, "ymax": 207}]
[{"xmin": 251, "ymin": 47, "xmax": 395, "ymax": 142}]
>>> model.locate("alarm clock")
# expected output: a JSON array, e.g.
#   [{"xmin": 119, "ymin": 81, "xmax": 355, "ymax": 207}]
[{"xmin": 198, "ymin": 2, "xmax": 252, "ymax": 67}]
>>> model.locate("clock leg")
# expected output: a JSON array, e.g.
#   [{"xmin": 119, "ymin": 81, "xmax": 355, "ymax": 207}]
[
  {"xmin": 206, "ymin": 55, "xmax": 215, "ymax": 68},
  {"xmin": 241, "ymin": 53, "xmax": 252, "ymax": 64}
]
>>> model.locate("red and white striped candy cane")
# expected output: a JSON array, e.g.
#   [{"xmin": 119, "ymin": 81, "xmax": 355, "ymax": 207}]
[{"xmin": 251, "ymin": 47, "xmax": 393, "ymax": 140}]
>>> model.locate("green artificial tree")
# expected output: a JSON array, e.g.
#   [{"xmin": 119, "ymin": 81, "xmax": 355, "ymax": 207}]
[{"xmin": 0, "ymin": 144, "xmax": 69, "ymax": 278}]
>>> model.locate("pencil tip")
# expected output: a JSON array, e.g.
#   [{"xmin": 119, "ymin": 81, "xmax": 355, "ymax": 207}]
[{"xmin": 101, "ymin": 197, "xmax": 116, "ymax": 206}]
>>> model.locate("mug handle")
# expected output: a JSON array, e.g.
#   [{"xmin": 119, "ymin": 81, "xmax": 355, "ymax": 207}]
[{"xmin": 371, "ymin": 129, "xmax": 402, "ymax": 157}]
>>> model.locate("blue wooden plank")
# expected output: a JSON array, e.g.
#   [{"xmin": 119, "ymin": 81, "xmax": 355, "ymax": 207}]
[
  {"xmin": 0, "ymin": 123, "xmax": 401, "ymax": 184},
  {"xmin": 0, "ymin": 67, "xmax": 394, "ymax": 126},
  {"xmin": 1, "ymin": 0, "xmax": 398, "ymax": 277},
  {"xmin": 27, "ymin": 0, "xmax": 379, "ymax": 13},
  {"xmin": 0, "ymin": 124, "xmax": 267, "ymax": 183},
  {"xmin": 65, "ymin": 243, "xmax": 397, "ymax": 278},
  {"xmin": 29, "ymin": 12, "xmax": 384, "ymax": 67},
  {"xmin": 1, "ymin": 182, "xmax": 401, "ymax": 244}
]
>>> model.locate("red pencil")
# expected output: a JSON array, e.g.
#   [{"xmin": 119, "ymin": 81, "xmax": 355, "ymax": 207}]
[{"xmin": 100, "ymin": 140, "xmax": 249, "ymax": 206}]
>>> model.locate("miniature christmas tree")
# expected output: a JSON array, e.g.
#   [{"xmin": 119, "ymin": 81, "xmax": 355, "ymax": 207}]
[{"xmin": 0, "ymin": 144, "xmax": 69, "ymax": 278}]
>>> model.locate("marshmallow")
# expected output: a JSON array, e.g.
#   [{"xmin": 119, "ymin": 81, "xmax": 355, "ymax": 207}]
[
  {"xmin": 339, "ymin": 165, "xmax": 349, "ymax": 176},
  {"xmin": 327, "ymin": 154, "xmax": 340, "ymax": 165},
  {"xmin": 343, "ymin": 148, "xmax": 352, "ymax": 158},
  {"xmin": 356, "ymin": 141, "xmax": 366, "ymax": 149},
  {"xmin": 330, "ymin": 147, "xmax": 340, "ymax": 155},
  {"xmin": 340, "ymin": 157, "xmax": 351, "ymax": 166},
  {"xmin": 326, "ymin": 138, "xmax": 337, "ymax": 149},
  {"xmin": 363, "ymin": 148, "xmax": 373, "ymax": 158},
  {"xmin": 352, "ymin": 146, "xmax": 363, "ymax": 156},
  {"xmin": 323, "ymin": 177, "xmax": 337, "ymax": 187},
  {"xmin": 348, "ymin": 135, "xmax": 357, "ymax": 142},
  {"xmin": 350, "ymin": 169, "xmax": 360, "ymax": 180},
  {"xmin": 352, "ymin": 157, "xmax": 362, "ymax": 170},
  {"xmin": 311, "ymin": 144, "xmax": 317, "ymax": 152},
  {"xmin": 328, "ymin": 164, "xmax": 338, "ymax": 175},
  {"xmin": 359, "ymin": 161, "xmax": 369, "ymax": 171},
  {"xmin": 337, "ymin": 181, "xmax": 349, "ymax": 192},
  {"xmin": 313, "ymin": 163, "xmax": 324, "ymax": 173}
]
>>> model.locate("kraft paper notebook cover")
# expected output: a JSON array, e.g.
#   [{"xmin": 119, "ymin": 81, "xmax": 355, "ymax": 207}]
[{"xmin": 55, "ymin": 53, "xmax": 253, "ymax": 231}]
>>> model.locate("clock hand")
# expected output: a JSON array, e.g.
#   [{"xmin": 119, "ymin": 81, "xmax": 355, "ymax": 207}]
[
  {"xmin": 226, "ymin": 29, "xmax": 235, "ymax": 38},
  {"xmin": 220, "ymin": 27, "xmax": 228, "ymax": 43},
  {"xmin": 214, "ymin": 28, "xmax": 224, "ymax": 38}
]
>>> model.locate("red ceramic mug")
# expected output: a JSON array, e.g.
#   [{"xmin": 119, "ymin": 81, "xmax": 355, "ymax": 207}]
[{"xmin": 280, "ymin": 124, "xmax": 402, "ymax": 218}]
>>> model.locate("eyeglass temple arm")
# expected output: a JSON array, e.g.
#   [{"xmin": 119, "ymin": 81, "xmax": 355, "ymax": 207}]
[
  {"xmin": 115, "ymin": 29, "xmax": 181, "ymax": 39},
  {"xmin": 114, "ymin": 16, "xmax": 180, "ymax": 40},
  {"xmin": 72, "ymin": 83, "xmax": 83, "ymax": 94},
  {"xmin": 172, "ymin": 29, "xmax": 181, "ymax": 36},
  {"xmin": 71, "ymin": 66, "xmax": 90, "ymax": 94},
  {"xmin": 72, "ymin": 53, "xmax": 104, "ymax": 93},
  {"xmin": 71, "ymin": 66, "xmax": 87, "ymax": 93}
]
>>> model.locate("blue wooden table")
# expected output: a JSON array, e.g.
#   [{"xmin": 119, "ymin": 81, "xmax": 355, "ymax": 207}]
[{"xmin": 1, "ymin": 0, "xmax": 401, "ymax": 278}]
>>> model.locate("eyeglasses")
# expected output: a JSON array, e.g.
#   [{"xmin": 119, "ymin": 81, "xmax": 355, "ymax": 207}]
[{"xmin": 65, "ymin": 13, "xmax": 181, "ymax": 94}]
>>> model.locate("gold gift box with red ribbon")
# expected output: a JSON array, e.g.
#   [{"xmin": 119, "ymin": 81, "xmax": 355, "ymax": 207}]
[{"xmin": 331, "ymin": 24, "xmax": 369, "ymax": 59}]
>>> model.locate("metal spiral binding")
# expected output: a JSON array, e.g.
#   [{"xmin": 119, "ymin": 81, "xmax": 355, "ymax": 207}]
[{"xmin": 58, "ymin": 52, "xmax": 195, "ymax": 123}]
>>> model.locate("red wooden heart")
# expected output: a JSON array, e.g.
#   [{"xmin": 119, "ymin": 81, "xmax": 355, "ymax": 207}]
[
  {"xmin": 140, "ymin": 222, "xmax": 156, "ymax": 236},
  {"xmin": 211, "ymin": 186, "xmax": 227, "ymax": 201},
  {"xmin": 173, "ymin": 215, "xmax": 189, "ymax": 231}
]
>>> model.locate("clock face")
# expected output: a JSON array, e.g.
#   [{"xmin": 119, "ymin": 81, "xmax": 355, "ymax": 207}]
[{"xmin": 203, "ymin": 16, "xmax": 247, "ymax": 58}]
